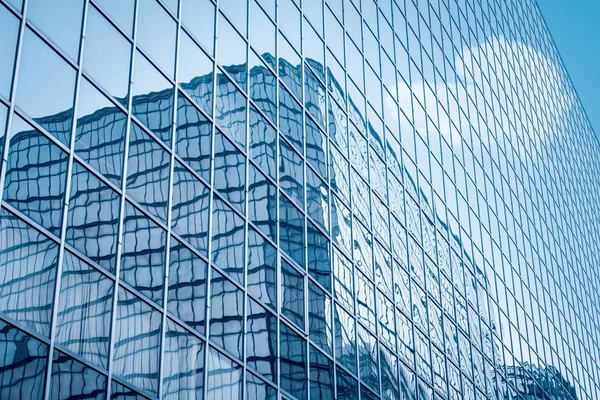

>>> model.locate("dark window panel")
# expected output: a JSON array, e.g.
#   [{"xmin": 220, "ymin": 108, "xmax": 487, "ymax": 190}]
[{"xmin": 209, "ymin": 269, "xmax": 244, "ymax": 360}]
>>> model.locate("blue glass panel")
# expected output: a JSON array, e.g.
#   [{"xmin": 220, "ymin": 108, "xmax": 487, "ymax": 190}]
[
  {"xmin": 120, "ymin": 202, "xmax": 167, "ymax": 305},
  {"xmin": 162, "ymin": 319, "xmax": 205, "ymax": 399},
  {"xmin": 0, "ymin": 320, "xmax": 48, "ymax": 399},
  {"xmin": 246, "ymin": 298, "xmax": 277, "ymax": 382},
  {"xmin": 307, "ymin": 221, "xmax": 331, "ymax": 291},
  {"xmin": 181, "ymin": 0, "xmax": 215, "ymax": 56},
  {"xmin": 248, "ymin": 164, "xmax": 277, "ymax": 241},
  {"xmin": 249, "ymin": 1, "xmax": 275, "ymax": 69},
  {"xmin": 279, "ymin": 84, "xmax": 303, "ymax": 153},
  {"xmin": 178, "ymin": 32, "xmax": 214, "ymax": 116},
  {"xmin": 217, "ymin": 14, "xmax": 247, "ymax": 90},
  {"xmin": 334, "ymin": 304, "xmax": 356, "ymax": 374},
  {"xmin": 0, "ymin": 208, "xmax": 58, "ymax": 337},
  {"xmin": 308, "ymin": 281, "xmax": 333, "ymax": 354},
  {"xmin": 113, "ymin": 288, "xmax": 162, "ymax": 395},
  {"xmin": 206, "ymin": 347, "xmax": 242, "ymax": 399},
  {"xmin": 249, "ymin": 52, "xmax": 276, "ymax": 123},
  {"xmin": 247, "ymin": 227, "xmax": 277, "ymax": 310},
  {"xmin": 279, "ymin": 139, "xmax": 304, "ymax": 208},
  {"xmin": 27, "ymin": 0, "xmax": 83, "ymax": 60},
  {"xmin": 279, "ymin": 193, "xmax": 305, "ymax": 267},
  {"xmin": 94, "ymin": 0, "xmax": 135, "ymax": 37},
  {"xmin": 279, "ymin": 321, "xmax": 307, "ymax": 400},
  {"xmin": 75, "ymin": 78, "xmax": 127, "ymax": 186},
  {"xmin": 84, "ymin": 5, "xmax": 131, "ymax": 105},
  {"xmin": 175, "ymin": 93, "xmax": 212, "ymax": 181},
  {"xmin": 213, "ymin": 130, "xmax": 246, "ymax": 212},
  {"xmin": 249, "ymin": 105, "xmax": 277, "ymax": 180},
  {"xmin": 3, "ymin": 119, "xmax": 68, "ymax": 235},
  {"xmin": 16, "ymin": 29, "xmax": 75, "ymax": 145},
  {"xmin": 167, "ymin": 240, "xmax": 207, "ymax": 334},
  {"xmin": 131, "ymin": 52, "xmax": 174, "ymax": 145},
  {"xmin": 55, "ymin": 251, "xmax": 113, "ymax": 369},
  {"xmin": 209, "ymin": 269, "xmax": 244, "ymax": 361},
  {"xmin": 309, "ymin": 345, "xmax": 333, "ymax": 399},
  {"xmin": 211, "ymin": 197, "xmax": 245, "ymax": 286},
  {"xmin": 50, "ymin": 350, "xmax": 108, "ymax": 399},
  {"xmin": 126, "ymin": 122, "xmax": 170, "ymax": 223},
  {"xmin": 281, "ymin": 259, "xmax": 305, "ymax": 330},
  {"xmin": 246, "ymin": 371, "xmax": 276, "ymax": 400},
  {"xmin": 137, "ymin": 0, "xmax": 176, "ymax": 77},
  {"xmin": 0, "ymin": 5, "xmax": 18, "ymax": 101},
  {"xmin": 66, "ymin": 162, "xmax": 121, "ymax": 273},
  {"xmin": 171, "ymin": 162, "xmax": 210, "ymax": 255},
  {"xmin": 336, "ymin": 365, "xmax": 358, "ymax": 400},
  {"xmin": 215, "ymin": 72, "xmax": 246, "ymax": 148}
]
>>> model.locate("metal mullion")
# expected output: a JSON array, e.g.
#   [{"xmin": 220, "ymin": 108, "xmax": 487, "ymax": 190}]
[
  {"xmin": 240, "ymin": 0, "xmax": 251, "ymax": 396},
  {"xmin": 202, "ymin": 0, "xmax": 219, "ymax": 396},
  {"xmin": 0, "ymin": 0, "xmax": 28, "ymax": 203},
  {"xmin": 105, "ymin": 0, "xmax": 140, "ymax": 396},
  {"xmin": 43, "ymin": 0, "xmax": 90, "ymax": 397},
  {"xmin": 274, "ymin": 0, "xmax": 282, "ymax": 396},
  {"xmin": 158, "ymin": 0, "xmax": 182, "ymax": 393}
]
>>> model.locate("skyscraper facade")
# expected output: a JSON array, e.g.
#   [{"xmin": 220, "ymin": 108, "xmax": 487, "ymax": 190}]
[{"xmin": 0, "ymin": 0, "xmax": 598, "ymax": 399}]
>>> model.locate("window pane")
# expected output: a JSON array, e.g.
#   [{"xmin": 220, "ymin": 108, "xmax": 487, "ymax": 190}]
[
  {"xmin": 0, "ymin": 5, "xmax": 19, "ymax": 100},
  {"xmin": 334, "ymin": 304, "xmax": 356, "ymax": 374},
  {"xmin": 178, "ymin": 32, "xmax": 214, "ymax": 116},
  {"xmin": 113, "ymin": 288, "xmax": 162, "ymax": 395},
  {"xmin": 84, "ymin": 5, "xmax": 131, "ymax": 105},
  {"xmin": 75, "ymin": 78, "xmax": 127, "ymax": 186},
  {"xmin": 206, "ymin": 348, "xmax": 242, "ymax": 400},
  {"xmin": 248, "ymin": 164, "xmax": 277, "ymax": 241},
  {"xmin": 279, "ymin": 322, "xmax": 307, "ymax": 400},
  {"xmin": 279, "ymin": 84, "xmax": 303, "ymax": 153},
  {"xmin": 336, "ymin": 366, "xmax": 358, "ymax": 400},
  {"xmin": 308, "ymin": 281, "xmax": 332, "ymax": 355},
  {"xmin": 211, "ymin": 197, "xmax": 245, "ymax": 286},
  {"xmin": 217, "ymin": 14, "xmax": 247, "ymax": 90},
  {"xmin": 279, "ymin": 139, "xmax": 304, "ymax": 208},
  {"xmin": 249, "ymin": 1, "xmax": 275, "ymax": 69},
  {"xmin": 27, "ymin": 0, "xmax": 83, "ymax": 60},
  {"xmin": 246, "ymin": 298, "xmax": 277, "ymax": 382},
  {"xmin": 171, "ymin": 162, "xmax": 210, "ymax": 255},
  {"xmin": 131, "ymin": 52, "xmax": 174, "ymax": 145},
  {"xmin": 16, "ymin": 29, "xmax": 75, "ymax": 145},
  {"xmin": 0, "ymin": 320, "xmax": 48, "ymax": 399},
  {"xmin": 120, "ymin": 202, "xmax": 167, "ymax": 305},
  {"xmin": 175, "ymin": 93, "xmax": 212, "ymax": 181},
  {"xmin": 162, "ymin": 319, "xmax": 205, "ymax": 400},
  {"xmin": 247, "ymin": 227, "xmax": 277, "ymax": 310},
  {"xmin": 279, "ymin": 194, "xmax": 305, "ymax": 267},
  {"xmin": 94, "ymin": 0, "xmax": 135, "ymax": 37},
  {"xmin": 55, "ymin": 251, "xmax": 113, "ymax": 369},
  {"xmin": 249, "ymin": 106, "xmax": 276, "ymax": 180},
  {"xmin": 281, "ymin": 259, "xmax": 305, "ymax": 330},
  {"xmin": 213, "ymin": 130, "xmax": 246, "ymax": 212},
  {"xmin": 209, "ymin": 269, "xmax": 244, "ymax": 360},
  {"xmin": 215, "ymin": 73, "xmax": 247, "ymax": 148},
  {"xmin": 50, "ymin": 350, "xmax": 108, "ymax": 399},
  {"xmin": 181, "ymin": 0, "xmax": 215, "ymax": 55},
  {"xmin": 66, "ymin": 162, "xmax": 121, "ymax": 273},
  {"xmin": 3, "ymin": 120, "xmax": 68, "ymax": 235},
  {"xmin": 309, "ymin": 345, "xmax": 333, "ymax": 399},
  {"xmin": 126, "ymin": 122, "xmax": 170, "ymax": 223},
  {"xmin": 0, "ymin": 208, "xmax": 58, "ymax": 337},
  {"xmin": 246, "ymin": 371, "xmax": 276, "ymax": 400},
  {"xmin": 167, "ymin": 240, "xmax": 208, "ymax": 335},
  {"xmin": 137, "ymin": 0, "xmax": 176, "ymax": 77}
]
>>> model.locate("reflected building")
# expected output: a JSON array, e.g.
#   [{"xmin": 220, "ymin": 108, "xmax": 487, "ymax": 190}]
[{"xmin": 0, "ymin": 0, "xmax": 598, "ymax": 399}]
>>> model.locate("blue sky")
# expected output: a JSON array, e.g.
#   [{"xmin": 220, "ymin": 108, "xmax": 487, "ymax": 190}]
[{"xmin": 536, "ymin": 0, "xmax": 600, "ymax": 137}]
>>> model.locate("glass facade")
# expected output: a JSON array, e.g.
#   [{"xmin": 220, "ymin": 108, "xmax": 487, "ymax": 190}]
[{"xmin": 0, "ymin": 0, "xmax": 598, "ymax": 399}]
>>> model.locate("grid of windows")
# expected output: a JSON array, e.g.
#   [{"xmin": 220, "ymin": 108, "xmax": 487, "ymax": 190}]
[{"xmin": 0, "ymin": 0, "xmax": 598, "ymax": 399}]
